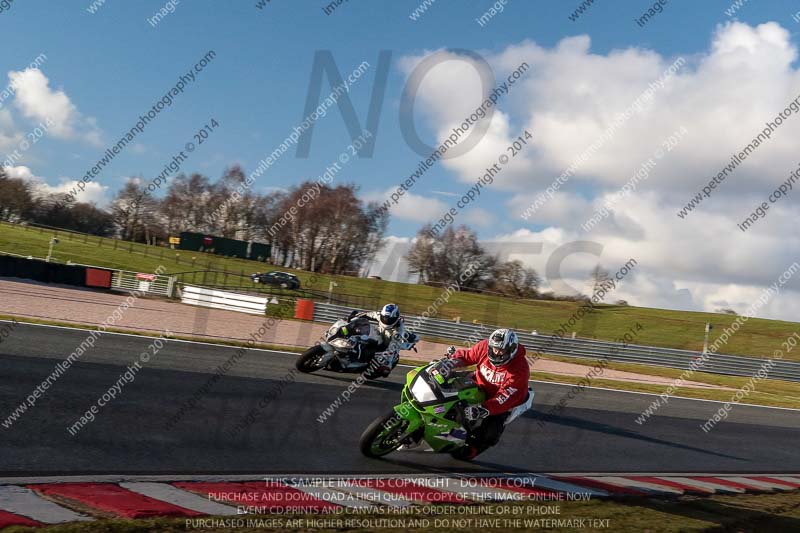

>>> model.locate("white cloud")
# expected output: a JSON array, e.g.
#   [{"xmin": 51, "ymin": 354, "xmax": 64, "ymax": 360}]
[
  {"xmin": 396, "ymin": 22, "xmax": 800, "ymax": 321},
  {"xmin": 509, "ymin": 191, "xmax": 591, "ymax": 227},
  {"xmin": 3, "ymin": 165, "xmax": 36, "ymax": 181},
  {"xmin": 8, "ymin": 68, "xmax": 103, "ymax": 146},
  {"xmin": 5, "ymin": 165, "xmax": 110, "ymax": 206},
  {"xmin": 365, "ymin": 236, "xmax": 413, "ymax": 281},
  {"xmin": 0, "ymin": 108, "xmax": 23, "ymax": 154},
  {"xmin": 460, "ymin": 206, "xmax": 495, "ymax": 228},
  {"xmin": 364, "ymin": 187, "xmax": 450, "ymax": 223}
]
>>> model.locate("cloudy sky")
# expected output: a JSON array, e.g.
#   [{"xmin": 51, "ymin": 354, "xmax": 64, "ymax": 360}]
[{"xmin": 2, "ymin": 1, "xmax": 799, "ymax": 320}]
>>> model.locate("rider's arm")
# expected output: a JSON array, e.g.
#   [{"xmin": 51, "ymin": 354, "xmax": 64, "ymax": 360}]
[
  {"xmin": 450, "ymin": 339, "xmax": 488, "ymax": 367},
  {"xmin": 393, "ymin": 319, "xmax": 418, "ymax": 349},
  {"xmin": 350, "ymin": 310, "xmax": 380, "ymax": 322}
]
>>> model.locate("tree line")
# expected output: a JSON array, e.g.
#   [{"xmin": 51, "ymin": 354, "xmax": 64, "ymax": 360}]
[
  {"xmin": 1, "ymin": 165, "xmax": 625, "ymax": 301},
  {"xmin": 405, "ymin": 224, "xmax": 628, "ymax": 303},
  {"xmin": 0, "ymin": 165, "xmax": 387, "ymax": 276}
]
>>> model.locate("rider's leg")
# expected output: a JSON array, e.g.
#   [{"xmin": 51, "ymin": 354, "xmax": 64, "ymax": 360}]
[
  {"xmin": 356, "ymin": 339, "xmax": 379, "ymax": 364},
  {"xmin": 456, "ymin": 412, "xmax": 509, "ymax": 459}
]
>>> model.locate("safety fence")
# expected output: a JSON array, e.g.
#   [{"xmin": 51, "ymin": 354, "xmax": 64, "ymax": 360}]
[
  {"xmin": 312, "ymin": 302, "xmax": 800, "ymax": 382},
  {"xmin": 111, "ymin": 270, "xmax": 176, "ymax": 298}
]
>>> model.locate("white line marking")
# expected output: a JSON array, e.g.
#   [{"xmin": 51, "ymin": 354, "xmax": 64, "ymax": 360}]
[
  {"xmin": 525, "ymin": 379, "xmax": 800, "ymax": 412},
  {"xmin": 0, "ymin": 486, "xmax": 93, "ymax": 524},
  {"xmin": 4, "ymin": 319, "xmax": 799, "ymax": 412},
  {"xmin": 119, "ymin": 482, "xmax": 239, "ymax": 516},
  {"xmin": 0, "ymin": 319, "xmax": 299, "ymax": 356}
]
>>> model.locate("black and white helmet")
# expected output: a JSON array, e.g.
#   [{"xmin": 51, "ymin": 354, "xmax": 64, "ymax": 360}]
[
  {"xmin": 487, "ymin": 328, "xmax": 518, "ymax": 366},
  {"xmin": 379, "ymin": 303, "xmax": 401, "ymax": 328}
]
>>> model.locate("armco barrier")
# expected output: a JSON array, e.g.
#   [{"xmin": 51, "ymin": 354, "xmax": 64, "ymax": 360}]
[
  {"xmin": 180, "ymin": 285, "xmax": 268, "ymax": 315},
  {"xmin": 312, "ymin": 302, "xmax": 800, "ymax": 382}
]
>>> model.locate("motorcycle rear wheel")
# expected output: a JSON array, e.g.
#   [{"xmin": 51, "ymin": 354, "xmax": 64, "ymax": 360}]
[
  {"xmin": 295, "ymin": 345, "xmax": 327, "ymax": 373},
  {"xmin": 359, "ymin": 410, "xmax": 409, "ymax": 458}
]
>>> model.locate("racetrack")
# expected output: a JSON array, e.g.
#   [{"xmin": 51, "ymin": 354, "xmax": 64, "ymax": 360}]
[{"xmin": 1, "ymin": 322, "xmax": 798, "ymax": 476}]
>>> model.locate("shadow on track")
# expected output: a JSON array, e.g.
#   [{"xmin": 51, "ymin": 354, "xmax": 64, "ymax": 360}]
[
  {"xmin": 306, "ymin": 372, "xmax": 405, "ymax": 393},
  {"xmin": 532, "ymin": 411, "xmax": 747, "ymax": 462}
]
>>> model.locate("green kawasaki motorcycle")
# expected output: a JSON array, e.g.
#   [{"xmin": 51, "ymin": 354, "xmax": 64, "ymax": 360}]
[{"xmin": 359, "ymin": 360, "xmax": 533, "ymax": 460}]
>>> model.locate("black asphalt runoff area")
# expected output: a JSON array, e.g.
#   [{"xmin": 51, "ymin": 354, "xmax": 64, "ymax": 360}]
[{"xmin": 0, "ymin": 322, "xmax": 798, "ymax": 475}]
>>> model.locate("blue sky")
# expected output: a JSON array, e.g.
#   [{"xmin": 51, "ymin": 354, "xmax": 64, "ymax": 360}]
[{"xmin": 3, "ymin": 0, "xmax": 800, "ymax": 319}]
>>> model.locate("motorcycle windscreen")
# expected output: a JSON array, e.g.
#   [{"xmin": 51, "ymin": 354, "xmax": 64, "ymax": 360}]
[{"xmin": 410, "ymin": 375, "xmax": 438, "ymax": 403}]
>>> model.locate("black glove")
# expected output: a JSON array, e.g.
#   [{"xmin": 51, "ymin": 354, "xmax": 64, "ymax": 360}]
[{"xmin": 464, "ymin": 405, "xmax": 490, "ymax": 421}]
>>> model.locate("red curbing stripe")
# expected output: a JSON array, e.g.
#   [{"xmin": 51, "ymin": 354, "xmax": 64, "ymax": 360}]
[
  {"xmin": 28, "ymin": 483, "xmax": 202, "ymax": 519},
  {"xmin": 626, "ymin": 477, "xmax": 713, "ymax": 494},
  {"xmin": 468, "ymin": 478, "xmax": 563, "ymax": 499},
  {"xmin": 750, "ymin": 477, "xmax": 800, "ymax": 489},
  {"xmin": 690, "ymin": 477, "xmax": 770, "ymax": 492},
  {"xmin": 0, "ymin": 509, "xmax": 42, "ymax": 529},
  {"xmin": 547, "ymin": 476, "xmax": 647, "ymax": 496},
  {"xmin": 350, "ymin": 479, "xmax": 468, "ymax": 504},
  {"xmin": 173, "ymin": 482, "xmax": 340, "ymax": 513}
]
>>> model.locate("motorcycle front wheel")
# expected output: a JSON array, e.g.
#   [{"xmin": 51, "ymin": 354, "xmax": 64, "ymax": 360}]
[
  {"xmin": 359, "ymin": 409, "xmax": 410, "ymax": 458},
  {"xmin": 295, "ymin": 345, "xmax": 328, "ymax": 373}
]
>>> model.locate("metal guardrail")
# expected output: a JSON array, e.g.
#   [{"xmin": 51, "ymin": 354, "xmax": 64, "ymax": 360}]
[{"xmin": 312, "ymin": 302, "xmax": 800, "ymax": 382}]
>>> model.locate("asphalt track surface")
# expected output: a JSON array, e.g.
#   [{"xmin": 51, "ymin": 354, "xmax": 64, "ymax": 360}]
[{"xmin": 0, "ymin": 322, "xmax": 798, "ymax": 476}]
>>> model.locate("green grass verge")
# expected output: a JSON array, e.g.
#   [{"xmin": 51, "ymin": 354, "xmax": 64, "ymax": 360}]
[
  {"xmin": 4, "ymin": 492, "xmax": 800, "ymax": 532},
  {"xmin": 3, "ymin": 221, "xmax": 800, "ymax": 362}
]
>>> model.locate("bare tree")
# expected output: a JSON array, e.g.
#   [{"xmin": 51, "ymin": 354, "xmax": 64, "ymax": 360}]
[
  {"xmin": 0, "ymin": 170, "xmax": 35, "ymax": 222},
  {"xmin": 110, "ymin": 178, "xmax": 161, "ymax": 243},
  {"xmin": 493, "ymin": 260, "xmax": 541, "ymax": 298},
  {"xmin": 161, "ymin": 173, "xmax": 213, "ymax": 236},
  {"xmin": 255, "ymin": 182, "xmax": 386, "ymax": 275},
  {"xmin": 407, "ymin": 225, "xmax": 493, "ymax": 288}
]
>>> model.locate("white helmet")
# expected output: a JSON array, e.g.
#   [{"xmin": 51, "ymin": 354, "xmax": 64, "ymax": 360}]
[
  {"xmin": 488, "ymin": 328, "xmax": 518, "ymax": 366},
  {"xmin": 379, "ymin": 303, "xmax": 400, "ymax": 328}
]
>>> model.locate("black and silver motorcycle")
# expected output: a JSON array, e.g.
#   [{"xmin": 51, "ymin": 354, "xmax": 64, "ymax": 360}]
[{"xmin": 295, "ymin": 315, "xmax": 419, "ymax": 379}]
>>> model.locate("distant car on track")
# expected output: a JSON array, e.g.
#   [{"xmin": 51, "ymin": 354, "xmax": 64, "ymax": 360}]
[{"xmin": 250, "ymin": 271, "xmax": 300, "ymax": 289}]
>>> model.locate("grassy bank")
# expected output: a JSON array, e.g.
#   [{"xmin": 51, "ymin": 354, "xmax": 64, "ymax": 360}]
[{"xmin": 2, "ymin": 221, "xmax": 799, "ymax": 361}]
